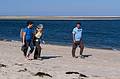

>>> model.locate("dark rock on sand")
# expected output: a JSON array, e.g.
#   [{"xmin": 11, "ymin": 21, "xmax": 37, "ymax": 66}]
[
  {"xmin": 34, "ymin": 72, "xmax": 52, "ymax": 78},
  {"xmin": 66, "ymin": 71, "xmax": 88, "ymax": 78},
  {"xmin": 15, "ymin": 63, "xmax": 23, "ymax": 66},
  {"xmin": 0, "ymin": 64, "xmax": 7, "ymax": 68},
  {"xmin": 17, "ymin": 68, "xmax": 27, "ymax": 72}
]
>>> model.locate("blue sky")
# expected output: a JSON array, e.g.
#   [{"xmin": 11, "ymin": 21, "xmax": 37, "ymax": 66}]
[{"xmin": 0, "ymin": 0, "xmax": 119, "ymax": 16}]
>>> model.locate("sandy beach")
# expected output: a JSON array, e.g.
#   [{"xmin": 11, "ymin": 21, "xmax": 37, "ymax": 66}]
[{"xmin": 0, "ymin": 41, "xmax": 120, "ymax": 79}]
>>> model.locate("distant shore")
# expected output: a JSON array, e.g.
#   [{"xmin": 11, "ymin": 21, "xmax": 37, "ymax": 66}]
[{"xmin": 0, "ymin": 16, "xmax": 120, "ymax": 20}]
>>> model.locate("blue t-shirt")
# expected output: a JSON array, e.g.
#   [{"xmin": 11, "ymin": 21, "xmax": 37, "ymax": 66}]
[
  {"xmin": 72, "ymin": 27, "xmax": 82, "ymax": 41},
  {"xmin": 23, "ymin": 27, "xmax": 33, "ymax": 41}
]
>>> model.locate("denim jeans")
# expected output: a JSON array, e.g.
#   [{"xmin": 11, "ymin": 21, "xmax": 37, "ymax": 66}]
[{"xmin": 21, "ymin": 40, "xmax": 34, "ymax": 57}]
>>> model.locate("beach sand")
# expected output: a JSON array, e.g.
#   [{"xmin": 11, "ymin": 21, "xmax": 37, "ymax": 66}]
[{"xmin": 0, "ymin": 41, "xmax": 120, "ymax": 79}]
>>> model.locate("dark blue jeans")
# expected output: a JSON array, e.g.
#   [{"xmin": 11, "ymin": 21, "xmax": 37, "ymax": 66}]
[{"xmin": 21, "ymin": 40, "xmax": 34, "ymax": 57}]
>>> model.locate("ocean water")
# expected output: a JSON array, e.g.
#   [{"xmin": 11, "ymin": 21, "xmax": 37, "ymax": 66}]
[{"xmin": 0, "ymin": 20, "xmax": 120, "ymax": 50}]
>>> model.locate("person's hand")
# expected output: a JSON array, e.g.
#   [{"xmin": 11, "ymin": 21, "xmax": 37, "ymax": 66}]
[
  {"xmin": 22, "ymin": 42, "xmax": 25, "ymax": 45},
  {"xmin": 73, "ymin": 40, "xmax": 76, "ymax": 43},
  {"xmin": 42, "ymin": 40, "xmax": 45, "ymax": 44}
]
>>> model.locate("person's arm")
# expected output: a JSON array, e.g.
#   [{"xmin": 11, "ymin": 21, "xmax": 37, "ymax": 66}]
[
  {"xmin": 72, "ymin": 28, "xmax": 76, "ymax": 43},
  {"xmin": 80, "ymin": 29, "xmax": 83, "ymax": 41},
  {"xmin": 73, "ymin": 33, "xmax": 75, "ymax": 43},
  {"xmin": 40, "ymin": 33, "xmax": 45, "ymax": 44},
  {"xmin": 22, "ymin": 32, "xmax": 26, "ymax": 45}
]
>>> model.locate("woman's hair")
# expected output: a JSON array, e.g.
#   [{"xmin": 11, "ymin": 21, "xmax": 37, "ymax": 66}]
[
  {"xmin": 37, "ymin": 24, "xmax": 43, "ymax": 29},
  {"xmin": 35, "ymin": 27, "xmax": 43, "ymax": 33}
]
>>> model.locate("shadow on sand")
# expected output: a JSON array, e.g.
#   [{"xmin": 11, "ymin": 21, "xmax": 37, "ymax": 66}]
[
  {"xmin": 37, "ymin": 55, "xmax": 63, "ymax": 60},
  {"xmin": 82, "ymin": 54, "xmax": 92, "ymax": 58},
  {"xmin": 77, "ymin": 54, "xmax": 92, "ymax": 59}
]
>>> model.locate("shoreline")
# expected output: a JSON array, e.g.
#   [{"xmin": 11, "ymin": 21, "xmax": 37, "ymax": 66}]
[{"xmin": 0, "ymin": 39, "xmax": 119, "ymax": 51}]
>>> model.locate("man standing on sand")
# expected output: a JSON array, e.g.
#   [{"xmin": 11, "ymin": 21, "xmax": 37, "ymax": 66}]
[
  {"xmin": 21, "ymin": 21, "xmax": 34, "ymax": 59},
  {"xmin": 72, "ymin": 23, "xmax": 84, "ymax": 58}
]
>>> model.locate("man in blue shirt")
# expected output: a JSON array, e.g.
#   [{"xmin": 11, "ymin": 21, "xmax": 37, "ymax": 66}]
[
  {"xmin": 21, "ymin": 21, "xmax": 34, "ymax": 59},
  {"xmin": 72, "ymin": 23, "xmax": 84, "ymax": 58}
]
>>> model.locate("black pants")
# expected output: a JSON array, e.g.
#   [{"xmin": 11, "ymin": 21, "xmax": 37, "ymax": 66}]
[
  {"xmin": 34, "ymin": 41, "xmax": 41, "ymax": 59},
  {"xmin": 21, "ymin": 40, "xmax": 34, "ymax": 57}
]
